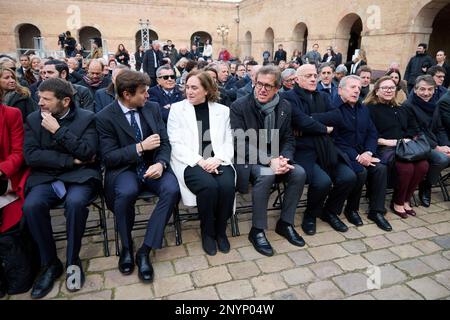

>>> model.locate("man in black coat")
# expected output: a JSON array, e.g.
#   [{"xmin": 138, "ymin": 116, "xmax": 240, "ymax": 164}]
[
  {"xmin": 439, "ymin": 90, "xmax": 450, "ymax": 138},
  {"xmin": 23, "ymin": 78, "xmax": 101, "ymax": 299},
  {"xmin": 143, "ymin": 41, "xmax": 165, "ymax": 88},
  {"xmin": 436, "ymin": 50, "xmax": 450, "ymax": 88},
  {"xmin": 230, "ymin": 66, "xmax": 307, "ymax": 257},
  {"xmin": 404, "ymin": 43, "xmax": 435, "ymax": 93},
  {"xmin": 77, "ymin": 59, "xmax": 111, "ymax": 96},
  {"xmin": 148, "ymin": 65, "xmax": 183, "ymax": 123},
  {"xmin": 134, "ymin": 46, "xmax": 145, "ymax": 72},
  {"xmin": 96, "ymin": 70, "xmax": 180, "ymax": 283},
  {"xmin": 282, "ymin": 64, "xmax": 356, "ymax": 235},
  {"xmin": 274, "ymin": 44, "xmax": 287, "ymax": 65}
]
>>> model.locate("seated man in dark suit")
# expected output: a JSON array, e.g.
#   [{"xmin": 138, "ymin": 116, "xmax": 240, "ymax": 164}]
[
  {"xmin": 94, "ymin": 64, "xmax": 129, "ymax": 113},
  {"xmin": 148, "ymin": 65, "xmax": 183, "ymax": 123},
  {"xmin": 96, "ymin": 70, "xmax": 180, "ymax": 283},
  {"xmin": 332, "ymin": 75, "xmax": 392, "ymax": 231},
  {"xmin": 23, "ymin": 78, "xmax": 101, "ymax": 299}
]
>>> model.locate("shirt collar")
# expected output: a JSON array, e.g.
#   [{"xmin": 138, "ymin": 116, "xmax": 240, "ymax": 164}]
[
  {"xmin": 118, "ymin": 99, "xmax": 136, "ymax": 114},
  {"xmin": 59, "ymin": 108, "xmax": 71, "ymax": 120}
]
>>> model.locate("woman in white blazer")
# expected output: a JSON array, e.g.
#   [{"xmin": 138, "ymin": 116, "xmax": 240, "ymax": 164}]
[{"xmin": 167, "ymin": 70, "xmax": 235, "ymax": 256}]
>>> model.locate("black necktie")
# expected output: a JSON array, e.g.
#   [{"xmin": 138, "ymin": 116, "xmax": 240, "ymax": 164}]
[{"xmin": 129, "ymin": 110, "xmax": 146, "ymax": 181}]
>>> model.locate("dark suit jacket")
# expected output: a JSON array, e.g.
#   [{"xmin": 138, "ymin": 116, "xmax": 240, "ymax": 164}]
[
  {"xmin": 95, "ymin": 100, "xmax": 171, "ymax": 208},
  {"xmin": 143, "ymin": 49, "xmax": 165, "ymax": 78},
  {"xmin": 230, "ymin": 94, "xmax": 295, "ymax": 193},
  {"xmin": 438, "ymin": 90, "xmax": 450, "ymax": 139},
  {"xmin": 32, "ymin": 82, "xmax": 94, "ymax": 112},
  {"xmin": 23, "ymin": 106, "xmax": 100, "ymax": 191},
  {"xmin": 135, "ymin": 51, "xmax": 145, "ymax": 71},
  {"xmin": 148, "ymin": 85, "xmax": 184, "ymax": 123},
  {"xmin": 94, "ymin": 86, "xmax": 115, "ymax": 113}
]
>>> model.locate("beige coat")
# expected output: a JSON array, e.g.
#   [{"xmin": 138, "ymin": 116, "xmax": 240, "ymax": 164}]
[{"xmin": 167, "ymin": 100, "xmax": 234, "ymax": 206}]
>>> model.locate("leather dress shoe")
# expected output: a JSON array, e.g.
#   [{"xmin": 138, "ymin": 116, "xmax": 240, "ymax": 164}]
[
  {"xmin": 118, "ymin": 248, "xmax": 134, "ymax": 275},
  {"xmin": 275, "ymin": 220, "xmax": 305, "ymax": 247},
  {"xmin": 216, "ymin": 235, "xmax": 230, "ymax": 253},
  {"xmin": 301, "ymin": 215, "xmax": 316, "ymax": 235},
  {"xmin": 321, "ymin": 213, "xmax": 348, "ymax": 232},
  {"xmin": 31, "ymin": 259, "xmax": 63, "ymax": 299},
  {"xmin": 405, "ymin": 208, "xmax": 417, "ymax": 216},
  {"xmin": 248, "ymin": 229, "xmax": 273, "ymax": 257},
  {"xmin": 344, "ymin": 211, "xmax": 363, "ymax": 226},
  {"xmin": 65, "ymin": 258, "xmax": 85, "ymax": 292},
  {"xmin": 202, "ymin": 234, "xmax": 217, "ymax": 256},
  {"xmin": 136, "ymin": 252, "xmax": 154, "ymax": 283},
  {"xmin": 419, "ymin": 182, "xmax": 431, "ymax": 207},
  {"xmin": 390, "ymin": 202, "xmax": 408, "ymax": 219},
  {"xmin": 368, "ymin": 212, "xmax": 392, "ymax": 232}
]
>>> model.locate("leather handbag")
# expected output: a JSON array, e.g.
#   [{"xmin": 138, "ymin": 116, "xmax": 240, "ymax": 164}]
[{"xmin": 395, "ymin": 135, "xmax": 431, "ymax": 162}]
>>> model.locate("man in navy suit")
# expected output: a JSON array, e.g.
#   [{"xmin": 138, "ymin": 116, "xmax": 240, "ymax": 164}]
[
  {"xmin": 148, "ymin": 65, "xmax": 183, "ymax": 123},
  {"xmin": 96, "ymin": 70, "xmax": 180, "ymax": 283},
  {"xmin": 143, "ymin": 41, "xmax": 165, "ymax": 88}
]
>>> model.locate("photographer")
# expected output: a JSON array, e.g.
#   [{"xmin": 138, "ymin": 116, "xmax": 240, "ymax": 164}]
[{"xmin": 63, "ymin": 31, "xmax": 77, "ymax": 58}]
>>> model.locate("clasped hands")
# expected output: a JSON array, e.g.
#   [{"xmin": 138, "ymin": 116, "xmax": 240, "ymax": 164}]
[
  {"xmin": 198, "ymin": 157, "xmax": 222, "ymax": 174},
  {"xmin": 356, "ymin": 151, "xmax": 380, "ymax": 167},
  {"xmin": 270, "ymin": 155, "xmax": 294, "ymax": 175}
]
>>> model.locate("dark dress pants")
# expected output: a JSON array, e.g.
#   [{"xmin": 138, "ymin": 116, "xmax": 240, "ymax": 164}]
[
  {"xmin": 184, "ymin": 165, "xmax": 235, "ymax": 237},
  {"xmin": 249, "ymin": 164, "xmax": 306, "ymax": 230},
  {"xmin": 23, "ymin": 181, "xmax": 96, "ymax": 266},
  {"xmin": 113, "ymin": 170, "xmax": 180, "ymax": 251},
  {"xmin": 305, "ymin": 162, "xmax": 356, "ymax": 218}
]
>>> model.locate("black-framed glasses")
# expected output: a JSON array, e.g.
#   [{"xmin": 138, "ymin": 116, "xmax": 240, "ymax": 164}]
[
  {"xmin": 255, "ymin": 81, "xmax": 276, "ymax": 91},
  {"xmin": 158, "ymin": 75, "xmax": 176, "ymax": 80}
]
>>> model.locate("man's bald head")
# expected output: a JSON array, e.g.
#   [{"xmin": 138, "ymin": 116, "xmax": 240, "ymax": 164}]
[
  {"xmin": 296, "ymin": 64, "xmax": 316, "ymax": 76},
  {"xmin": 87, "ymin": 59, "xmax": 104, "ymax": 82},
  {"xmin": 295, "ymin": 64, "xmax": 318, "ymax": 91}
]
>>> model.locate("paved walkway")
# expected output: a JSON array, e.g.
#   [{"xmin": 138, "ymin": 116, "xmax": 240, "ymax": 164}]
[{"xmin": 2, "ymin": 187, "xmax": 450, "ymax": 300}]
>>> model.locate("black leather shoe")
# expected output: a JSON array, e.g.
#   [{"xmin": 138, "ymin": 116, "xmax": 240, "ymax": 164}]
[
  {"xmin": 419, "ymin": 182, "xmax": 431, "ymax": 207},
  {"xmin": 301, "ymin": 215, "xmax": 316, "ymax": 235},
  {"xmin": 118, "ymin": 248, "xmax": 134, "ymax": 275},
  {"xmin": 216, "ymin": 235, "xmax": 230, "ymax": 253},
  {"xmin": 275, "ymin": 220, "xmax": 305, "ymax": 247},
  {"xmin": 65, "ymin": 258, "xmax": 85, "ymax": 292},
  {"xmin": 31, "ymin": 259, "xmax": 63, "ymax": 299},
  {"xmin": 248, "ymin": 228, "xmax": 273, "ymax": 257},
  {"xmin": 135, "ymin": 252, "xmax": 154, "ymax": 283},
  {"xmin": 344, "ymin": 211, "xmax": 363, "ymax": 226},
  {"xmin": 321, "ymin": 213, "xmax": 348, "ymax": 232},
  {"xmin": 368, "ymin": 212, "xmax": 392, "ymax": 232},
  {"xmin": 202, "ymin": 234, "xmax": 217, "ymax": 256}
]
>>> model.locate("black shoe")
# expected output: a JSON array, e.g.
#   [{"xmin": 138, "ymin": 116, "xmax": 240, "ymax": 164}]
[
  {"xmin": 216, "ymin": 235, "xmax": 230, "ymax": 253},
  {"xmin": 419, "ymin": 182, "xmax": 431, "ymax": 207},
  {"xmin": 301, "ymin": 215, "xmax": 316, "ymax": 235},
  {"xmin": 31, "ymin": 259, "xmax": 63, "ymax": 299},
  {"xmin": 321, "ymin": 213, "xmax": 348, "ymax": 232},
  {"xmin": 368, "ymin": 212, "xmax": 392, "ymax": 232},
  {"xmin": 135, "ymin": 252, "xmax": 154, "ymax": 283},
  {"xmin": 118, "ymin": 248, "xmax": 134, "ymax": 275},
  {"xmin": 344, "ymin": 211, "xmax": 363, "ymax": 226},
  {"xmin": 275, "ymin": 220, "xmax": 305, "ymax": 247},
  {"xmin": 202, "ymin": 234, "xmax": 217, "ymax": 256},
  {"xmin": 248, "ymin": 228, "xmax": 274, "ymax": 257},
  {"xmin": 65, "ymin": 258, "xmax": 85, "ymax": 292}
]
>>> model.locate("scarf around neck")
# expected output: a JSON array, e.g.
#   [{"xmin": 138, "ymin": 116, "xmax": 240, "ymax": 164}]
[
  {"xmin": 412, "ymin": 92, "xmax": 436, "ymax": 115},
  {"xmin": 254, "ymin": 91, "xmax": 280, "ymax": 142},
  {"xmin": 83, "ymin": 75, "xmax": 103, "ymax": 88}
]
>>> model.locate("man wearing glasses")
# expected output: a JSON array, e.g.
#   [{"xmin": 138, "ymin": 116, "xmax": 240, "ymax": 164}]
[
  {"xmin": 427, "ymin": 65, "xmax": 448, "ymax": 101},
  {"xmin": 148, "ymin": 65, "xmax": 183, "ymax": 123},
  {"xmin": 231, "ymin": 66, "xmax": 307, "ymax": 257}
]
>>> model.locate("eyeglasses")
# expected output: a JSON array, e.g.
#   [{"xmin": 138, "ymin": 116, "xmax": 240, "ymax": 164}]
[
  {"xmin": 284, "ymin": 78, "xmax": 296, "ymax": 83},
  {"xmin": 379, "ymin": 86, "xmax": 396, "ymax": 92},
  {"xmin": 158, "ymin": 75, "xmax": 176, "ymax": 80},
  {"xmin": 255, "ymin": 81, "xmax": 276, "ymax": 91}
]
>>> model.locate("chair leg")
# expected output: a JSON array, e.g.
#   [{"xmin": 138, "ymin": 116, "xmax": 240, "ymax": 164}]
[
  {"xmin": 230, "ymin": 212, "xmax": 237, "ymax": 237},
  {"xmin": 99, "ymin": 194, "xmax": 110, "ymax": 257},
  {"xmin": 173, "ymin": 204, "xmax": 182, "ymax": 246},
  {"xmin": 411, "ymin": 193, "xmax": 418, "ymax": 207},
  {"xmin": 439, "ymin": 174, "xmax": 450, "ymax": 201},
  {"xmin": 113, "ymin": 213, "xmax": 120, "ymax": 256}
]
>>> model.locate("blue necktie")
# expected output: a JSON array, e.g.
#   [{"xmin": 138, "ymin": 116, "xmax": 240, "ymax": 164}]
[{"xmin": 129, "ymin": 110, "xmax": 146, "ymax": 181}]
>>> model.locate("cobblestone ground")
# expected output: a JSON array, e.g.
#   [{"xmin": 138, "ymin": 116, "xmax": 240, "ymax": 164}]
[{"xmin": 2, "ymin": 187, "xmax": 450, "ymax": 300}]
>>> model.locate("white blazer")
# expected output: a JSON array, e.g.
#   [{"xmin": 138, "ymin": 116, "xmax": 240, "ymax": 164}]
[{"xmin": 167, "ymin": 99, "xmax": 234, "ymax": 206}]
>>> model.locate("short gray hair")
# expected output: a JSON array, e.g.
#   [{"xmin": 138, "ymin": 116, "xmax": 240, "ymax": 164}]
[
  {"xmin": 281, "ymin": 68, "xmax": 296, "ymax": 80},
  {"xmin": 415, "ymin": 74, "xmax": 436, "ymax": 89},
  {"xmin": 339, "ymin": 75, "xmax": 362, "ymax": 88},
  {"xmin": 156, "ymin": 65, "xmax": 175, "ymax": 77},
  {"xmin": 335, "ymin": 64, "xmax": 348, "ymax": 75},
  {"xmin": 319, "ymin": 62, "xmax": 335, "ymax": 73},
  {"xmin": 255, "ymin": 65, "xmax": 282, "ymax": 88}
]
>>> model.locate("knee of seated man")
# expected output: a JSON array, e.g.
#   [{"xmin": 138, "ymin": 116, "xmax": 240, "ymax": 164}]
[{"xmin": 288, "ymin": 164, "xmax": 306, "ymax": 182}]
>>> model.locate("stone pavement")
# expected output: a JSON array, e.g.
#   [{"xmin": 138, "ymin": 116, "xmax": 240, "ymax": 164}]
[{"xmin": 2, "ymin": 187, "xmax": 450, "ymax": 301}]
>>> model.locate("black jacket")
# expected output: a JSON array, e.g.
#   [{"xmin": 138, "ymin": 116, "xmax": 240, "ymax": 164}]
[
  {"xmin": 23, "ymin": 107, "xmax": 100, "ymax": 191},
  {"xmin": 95, "ymin": 100, "xmax": 171, "ymax": 208},
  {"xmin": 404, "ymin": 53, "xmax": 434, "ymax": 85},
  {"xmin": 3, "ymin": 91, "xmax": 37, "ymax": 123},
  {"xmin": 134, "ymin": 51, "xmax": 144, "ymax": 71},
  {"xmin": 148, "ymin": 85, "xmax": 184, "ymax": 123},
  {"xmin": 94, "ymin": 85, "xmax": 115, "ymax": 113},
  {"xmin": 143, "ymin": 49, "xmax": 165, "ymax": 78},
  {"xmin": 230, "ymin": 94, "xmax": 295, "ymax": 193},
  {"xmin": 438, "ymin": 90, "xmax": 450, "ymax": 139}
]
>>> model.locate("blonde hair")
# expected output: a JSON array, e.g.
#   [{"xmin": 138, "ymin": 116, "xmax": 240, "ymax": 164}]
[
  {"xmin": 0, "ymin": 67, "xmax": 31, "ymax": 99},
  {"xmin": 363, "ymin": 76, "xmax": 399, "ymax": 107}
]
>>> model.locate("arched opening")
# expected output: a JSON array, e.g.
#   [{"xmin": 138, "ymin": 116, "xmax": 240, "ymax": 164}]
[
  {"xmin": 243, "ymin": 31, "xmax": 252, "ymax": 59},
  {"xmin": 16, "ymin": 24, "xmax": 41, "ymax": 52},
  {"xmin": 79, "ymin": 26, "xmax": 102, "ymax": 51},
  {"xmin": 335, "ymin": 13, "xmax": 363, "ymax": 62},
  {"xmin": 135, "ymin": 29, "xmax": 158, "ymax": 51},
  {"xmin": 292, "ymin": 23, "xmax": 308, "ymax": 56},
  {"xmin": 190, "ymin": 31, "xmax": 212, "ymax": 55},
  {"xmin": 264, "ymin": 28, "xmax": 275, "ymax": 61},
  {"xmin": 424, "ymin": 3, "xmax": 450, "ymax": 58}
]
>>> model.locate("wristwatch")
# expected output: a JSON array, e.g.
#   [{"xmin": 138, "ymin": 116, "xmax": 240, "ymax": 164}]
[{"xmin": 158, "ymin": 160, "xmax": 167, "ymax": 170}]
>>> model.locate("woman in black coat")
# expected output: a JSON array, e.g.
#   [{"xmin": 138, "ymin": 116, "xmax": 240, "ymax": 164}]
[
  {"xmin": 115, "ymin": 44, "xmax": 130, "ymax": 67},
  {"xmin": 366, "ymin": 76, "xmax": 429, "ymax": 218}
]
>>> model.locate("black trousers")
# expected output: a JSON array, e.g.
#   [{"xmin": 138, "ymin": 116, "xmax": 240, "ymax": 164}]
[{"xmin": 184, "ymin": 165, "xmax": 235, "ymax": 238}]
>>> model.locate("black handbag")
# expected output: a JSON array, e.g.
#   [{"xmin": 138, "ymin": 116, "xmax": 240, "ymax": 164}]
[{"xmin": 395, "ymin": 134, "xmax": 431, "ymax": 162}]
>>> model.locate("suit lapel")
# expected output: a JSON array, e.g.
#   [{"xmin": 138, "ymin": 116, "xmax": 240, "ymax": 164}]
[
  {"xmin": 183, "ymin": 100, "xmax": 199, "ymax": 143},
  {"xmin": 112, "ymin": 101, "xmax": 136, "ymax": 140},
  {"xmin": 140, "ymin": 104, "xmax": 158, "ymax": 135},
  {"xmin": 277, "ymin": 102, "xmax": 287, "ymax": 129}
]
